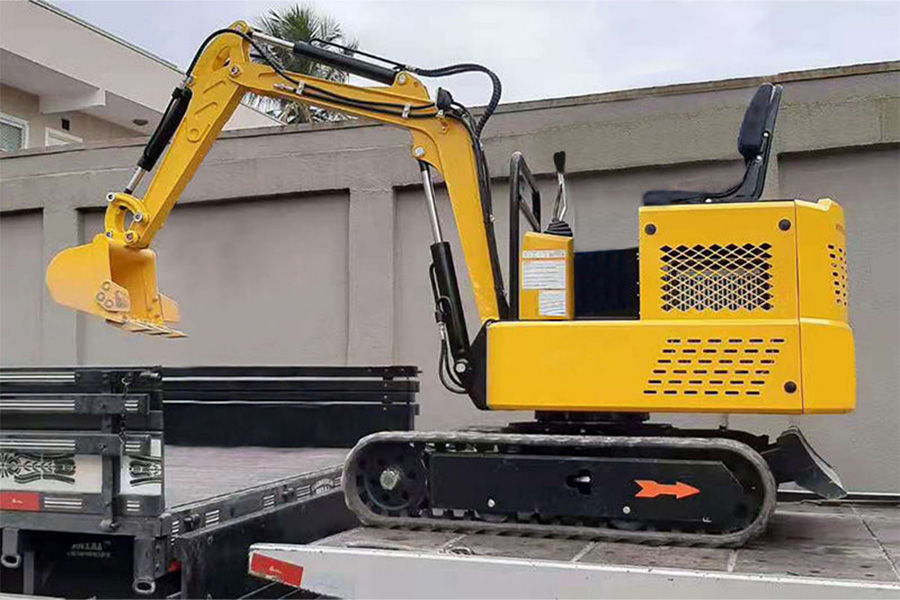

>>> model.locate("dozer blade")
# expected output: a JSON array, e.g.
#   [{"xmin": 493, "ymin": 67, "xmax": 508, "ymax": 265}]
[
  {"xmin": 46, "ymin": 234, "xmax": 186, "ymax": 338},
  {"xmin": 763, "ymin": 426, "xmax": 846, "ymax": 500}
]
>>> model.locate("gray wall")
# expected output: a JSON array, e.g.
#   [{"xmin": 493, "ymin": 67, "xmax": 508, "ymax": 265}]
[{"xmin": 2, "ymin": 63, "xmax": 898, "ymax": 492}]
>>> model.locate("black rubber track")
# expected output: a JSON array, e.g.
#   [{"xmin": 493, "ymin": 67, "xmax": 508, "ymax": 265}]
[{"xmin": 343, "ymin": 431, "xmax": 777, "ymax": 548}]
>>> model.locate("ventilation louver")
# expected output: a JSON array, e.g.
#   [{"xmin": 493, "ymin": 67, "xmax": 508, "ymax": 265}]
[
  {"xmin": 829, "ymin": 244, "xmax": 848, "ymax": 307},
  {"xmin": 644, "ymin": 337, "xmax": 783, "ymax": 398}
]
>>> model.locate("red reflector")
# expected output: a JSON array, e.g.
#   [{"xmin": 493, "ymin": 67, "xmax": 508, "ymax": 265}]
[
  {"xmin": 249, "ymin": 552, "xmax": 304, "ymax": 588},
  {"xmin": 0, "ymin": 492, "xmax": 41, "ymax": 511}
]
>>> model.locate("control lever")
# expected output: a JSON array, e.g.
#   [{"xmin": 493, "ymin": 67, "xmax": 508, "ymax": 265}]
[
  {"xmin": 551, "ymin": 151, "xmax": 568, "ymax": 221},
  {"xmin": 546, "ymin": 151, "xmax": 573, "ymax": 237}
]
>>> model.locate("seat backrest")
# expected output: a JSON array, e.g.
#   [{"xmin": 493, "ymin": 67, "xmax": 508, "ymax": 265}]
[
  {"xmin": 640, "ymin": 83, "xmax": 782, "ymax": 206},
  {"xmin": 737, "ymin": 83, "xmax": 776, "ymax": 163}
]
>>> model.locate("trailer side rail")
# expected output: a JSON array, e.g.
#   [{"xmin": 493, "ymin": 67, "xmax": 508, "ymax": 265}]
[{"xmin": 248, "ymin": 544, "xmax": 900, "ymax": 599}]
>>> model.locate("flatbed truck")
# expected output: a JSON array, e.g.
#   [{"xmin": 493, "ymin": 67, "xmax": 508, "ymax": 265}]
[
  {"xmin": 3, "ymin": 366, "xmax": 899, "ymax": 598},
  {"xmin": 0, "ymin": 365, "xmax": 416, "ymax": 598}
]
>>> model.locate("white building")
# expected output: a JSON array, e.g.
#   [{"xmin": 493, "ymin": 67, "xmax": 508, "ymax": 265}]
[{"xmin": 0, "ymin": 0, "xmax": 278, "ymax": 152}]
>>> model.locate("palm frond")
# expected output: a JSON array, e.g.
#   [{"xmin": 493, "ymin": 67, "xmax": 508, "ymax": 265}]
[{"xmin": 247, "ymin": 3, "xmax": 358, "ymax": 123}]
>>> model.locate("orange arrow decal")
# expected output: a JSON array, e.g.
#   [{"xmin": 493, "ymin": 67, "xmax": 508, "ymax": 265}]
[{"xmin": 634, "ymin": 480, "xmax": 700, "ymax": 499}]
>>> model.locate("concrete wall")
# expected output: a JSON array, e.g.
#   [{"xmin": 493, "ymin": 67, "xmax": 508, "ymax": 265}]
[
  {"xmin": 78, "ymin": 194, "xmax": 350, "ymax": 365},
  {"xmin": 0, "ymin": 209, "xmax": 42, "ymax": 364},
  {"xmin": 1, "ymin": 84, "xmax": 141, "ymax": 147},
  {"xmin": 1, "ymin": 62, "xmax": 898, "ymax": 492}
]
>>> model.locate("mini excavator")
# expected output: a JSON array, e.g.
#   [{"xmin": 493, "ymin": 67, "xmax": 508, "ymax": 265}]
[{"xmin": 46, "ymin": 22, "xmax": 855, "ymax": 546}]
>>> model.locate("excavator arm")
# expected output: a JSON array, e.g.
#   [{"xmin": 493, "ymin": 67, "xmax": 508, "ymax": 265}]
[{"xmin": 46, "ymin": 21, "xmax": 504, "ymax": 341}]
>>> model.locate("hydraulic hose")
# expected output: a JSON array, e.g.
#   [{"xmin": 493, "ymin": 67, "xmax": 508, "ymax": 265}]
[{"xmin": 408, "ymin": 63, "xmax": 502, "ymax": 138}]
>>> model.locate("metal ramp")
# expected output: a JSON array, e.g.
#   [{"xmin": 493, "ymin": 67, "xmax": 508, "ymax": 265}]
[{"xmin": 248, "ymin": 496, "xmax": 900, "ymax": 599}]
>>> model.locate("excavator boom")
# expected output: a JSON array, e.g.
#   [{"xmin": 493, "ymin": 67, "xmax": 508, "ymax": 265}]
[{"xmin": 46, "ymin": 21, "xmax": 504, "ymax": 337}]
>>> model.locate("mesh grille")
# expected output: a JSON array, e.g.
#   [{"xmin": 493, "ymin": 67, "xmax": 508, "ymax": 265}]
[
  {"xmin": 660, "ymin": 243, "xmax": 773, "ymax": 312},
  {"xmin": 644, "ymin": 337, "xmax": 783, "ymax": 398},
  {"xmin": 828, "ymin": 244, "xmax": 848, "ymax": 307}
]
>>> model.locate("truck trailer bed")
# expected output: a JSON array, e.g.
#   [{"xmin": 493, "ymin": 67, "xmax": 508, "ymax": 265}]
[
  {"xmin": 164, "ymin": 446, "xmax": 348, "ymax": 508},
  {"xmin": 249, "ymin": 497, "xmax": 900, "ymax": 598},
  {"xmin": 0, "ymin": 365, "xmax": 417, "ymax": 598}
]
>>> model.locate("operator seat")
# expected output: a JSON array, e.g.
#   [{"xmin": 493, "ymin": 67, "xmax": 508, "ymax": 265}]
[{"xmin": 643, "ymin": 83, "xmax": 783, "ymax": 206}]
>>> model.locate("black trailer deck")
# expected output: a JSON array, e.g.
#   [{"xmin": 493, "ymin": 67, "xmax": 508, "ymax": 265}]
[
  {"xmin": 0, "ymin": 365, "xmax": 418, "ymax": 598},
  {"xmin": 249, "ymin": 494, "xmax": 900, "ymax": 598},
  {"xmin": 161, "ymin": 446, "xmax": 354, "ymax": 599},
  {"xmin": 163, "ymin": 446, "xmax": 347, "ymax": 507},
  {"xmin": 2, "ymin": 445, "xmax": 353, "ymax": 598}
]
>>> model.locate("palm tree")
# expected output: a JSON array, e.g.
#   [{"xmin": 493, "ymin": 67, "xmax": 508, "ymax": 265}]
[{"xmin": 248, "ymin": 4, "xmax": 358, "ymax": 123}]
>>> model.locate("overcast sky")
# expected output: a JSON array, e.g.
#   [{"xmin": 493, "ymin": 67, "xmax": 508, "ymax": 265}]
[{"xmin": 54, "ymin": 0, "xmax": 900, "ymax": 107}]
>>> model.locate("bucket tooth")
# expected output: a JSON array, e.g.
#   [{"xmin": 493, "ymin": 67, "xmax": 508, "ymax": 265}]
[
  {"xmin": 110, "ymin": 318, "xmax": 187, "ymax": 338},
  {"xmin": 141, "ymin": 323, "xmax": 170, "ymax": 336},
  {"xmin": 115, "ymin": 320, "xmax": 154, "ymax": 334},
  {"xmin": 143, "ymin": 322, "xmax": 181, "ymax": 336}
]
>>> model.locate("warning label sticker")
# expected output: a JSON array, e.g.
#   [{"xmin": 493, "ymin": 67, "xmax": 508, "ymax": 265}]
[
  {"xmin": 522, "ymin": 249, "xmax": 567, "ymax": 259},
  {"xmin": 522, "ymin": 259, "xmax": 566, "ymax": 290},
  {"xmin": 539, "ymin": 290, "xmax": 567, "ymax": 316}
]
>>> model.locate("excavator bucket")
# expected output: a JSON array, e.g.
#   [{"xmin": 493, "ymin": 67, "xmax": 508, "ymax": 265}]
[{"xmin": 46, "ymin": 234, "xmax": 185, "ymax": 337}]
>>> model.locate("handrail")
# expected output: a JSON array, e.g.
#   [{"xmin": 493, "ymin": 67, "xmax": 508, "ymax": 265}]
[{"xmin": 508, "ymin": 152, "xmax": 543, "ymax": 319}]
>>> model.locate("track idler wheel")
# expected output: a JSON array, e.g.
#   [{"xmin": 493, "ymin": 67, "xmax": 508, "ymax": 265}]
[{"xmin": 354, "ymin": 442, "xmax": 427, "ymax": 517}]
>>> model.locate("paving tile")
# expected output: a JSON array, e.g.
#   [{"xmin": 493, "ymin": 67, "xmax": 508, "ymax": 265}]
[
  {"xmin": 578, "ymin": 542, "xmax": 732, "ymax": 572},
  {"xmin": 776, "ymin": 501, "xmax": 857, "ymax": 517},
  {"xmin": 443, "ymin": 533, "xmax": 592, "ymax": 561},
  {"xmin": 855, "ymin": 504, "xmax": 900, "ymax": 524},
  {"xmin": 745, "ymin": 511, "xmax": 876, "ymax": 550},
  {"xmin": 317, "ymin": 527, "xmax": 462, "ymax": 550},
  {"xmin": 862, "ymin": 516, "xmax": 900, "ymax": 547},
  {"xmin": 734, "ymin": 545, "xmax": 898, "ymax": 582},
  {"xmin": 859, "ymin": 515, "xmax": 900, "ymax": 581},
  {"xmin": 889, "ymin": 550, "xmax": 900, "ymax": 576}
]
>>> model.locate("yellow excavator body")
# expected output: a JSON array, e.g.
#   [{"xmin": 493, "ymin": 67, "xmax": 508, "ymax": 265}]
[
  {"xmin": 42, "ymin": 22, "xmax": 855, "ymax": 416},
  {"xmin": 39, "ymin": 21, "xmax": 857, "ymax": 547},
  {"xmin": 488, "ymin": 198, "xmax": 855, "ymax": 415}
]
